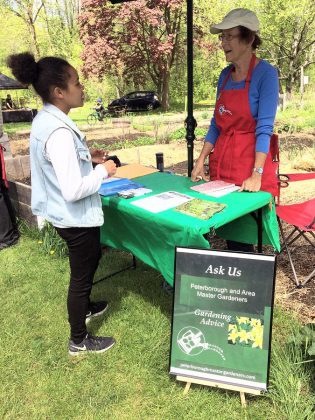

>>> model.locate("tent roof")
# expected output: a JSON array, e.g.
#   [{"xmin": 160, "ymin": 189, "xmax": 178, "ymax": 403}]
[{"xmin": 0, "ymin": 73, "xmax": 26, "ymax": 90}]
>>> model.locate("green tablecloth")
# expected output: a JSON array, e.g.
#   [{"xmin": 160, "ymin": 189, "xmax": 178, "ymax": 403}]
[{"xmin": 100, "ymin": 172, "xmax": 280, "ymax": 285}]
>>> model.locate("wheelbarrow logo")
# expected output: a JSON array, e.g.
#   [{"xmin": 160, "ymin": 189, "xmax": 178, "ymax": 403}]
[
  {"xmin": 177, "ymin": 327, "xmax": 209, "ymax": 356},
  {"xmin": 177, "ymin": 326, "xmax": 226, "ymax": 360},
  {"xmin": 218, "ymin": 104, "xmax": 232, "ymax": 116}
]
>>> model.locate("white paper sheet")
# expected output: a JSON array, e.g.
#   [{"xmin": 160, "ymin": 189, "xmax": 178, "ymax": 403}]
[
  {"xmin": 131, "ymin": 191, "xmax": 193, "ymax": 213},
  {"xmin": 204, "ymin": 185, "xmax": 240, "ymax": 197}
]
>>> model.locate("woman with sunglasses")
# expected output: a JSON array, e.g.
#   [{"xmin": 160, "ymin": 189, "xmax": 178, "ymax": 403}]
[
  {"xmin": 7, "ymin": 52, "xmax": 117, "ymax": 355},
  {"xmin": 191, "ymin": 8, "xmax": 279, "ymax": 252}
]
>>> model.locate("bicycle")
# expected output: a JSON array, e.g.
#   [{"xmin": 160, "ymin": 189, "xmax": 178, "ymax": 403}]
[
  {"xmin": 87, "ymin": 105, "xmax": 128, "ymax": 126},
  {"xmin": 86, "ymin": 108, "xmax": 111, "ymax": 126}
]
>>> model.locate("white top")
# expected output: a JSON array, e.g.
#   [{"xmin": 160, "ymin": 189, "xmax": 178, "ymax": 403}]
[{"xmin": 46, "ymin": 128, "xmax": 107, "ymax": 227}]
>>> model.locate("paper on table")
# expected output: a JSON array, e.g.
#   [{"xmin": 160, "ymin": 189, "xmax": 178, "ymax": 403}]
[
  {"xmin": 119, "ymin": 187, "xmax": 152, "ymax": 197},
  {"xmin": 206, "ymin": 185, "xmax": 240, "ymax": 197},
  {"xmin": 191, "ymin": 180, "xmax": 239, "ymax": 197},
  {"xmin": 131, "ymin": 191, "xmax": 193, "ymax": 213},
  {"xmin": 190, "ymin": 179, "xmax": 235, "ymax": 194}
]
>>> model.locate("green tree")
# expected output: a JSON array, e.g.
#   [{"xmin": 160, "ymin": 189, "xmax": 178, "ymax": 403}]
[
  {"xmin": 41, "ymin": 0, "xmax": 82, "ymax": 60},
  {"xmin": 258, "ymin": 0, "xmax": 315, "ymax": 95},
  {"xmin": 79, "ymin": 0, "xmax": 185, "ymax": 111},
  {"xmin": 0, "ymin": 4, "xmax": 31, "ymax": 67},
  {"xmin": 2, "ymin": 0, "xmax": 43, "ymax": 57}
]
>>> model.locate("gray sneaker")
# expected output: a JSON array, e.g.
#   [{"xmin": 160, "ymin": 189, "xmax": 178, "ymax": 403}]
[{"xmin": 69, "ymin": 334, "xmax": 115, "ymax": 356}]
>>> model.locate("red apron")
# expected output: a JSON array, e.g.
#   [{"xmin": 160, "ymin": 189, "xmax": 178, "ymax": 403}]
[{"xmin": 209, "ymin": 54, "xmax": 279, "ymax": 197}]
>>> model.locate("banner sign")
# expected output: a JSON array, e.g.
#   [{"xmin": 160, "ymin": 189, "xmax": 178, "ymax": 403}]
[{"xmin": 170, "ymin": 248, "xmax": 276, "ymax": 392}]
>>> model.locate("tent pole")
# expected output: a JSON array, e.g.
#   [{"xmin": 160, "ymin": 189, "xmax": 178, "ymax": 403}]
[{"xmin": 185, "ymin": 0, "xmax": 196, "ymax": 177}]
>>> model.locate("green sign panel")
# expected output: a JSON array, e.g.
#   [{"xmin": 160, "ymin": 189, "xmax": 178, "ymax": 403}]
[{"xmin": 170, "ymin": 248, "xmax": 276, "ymax": 392}]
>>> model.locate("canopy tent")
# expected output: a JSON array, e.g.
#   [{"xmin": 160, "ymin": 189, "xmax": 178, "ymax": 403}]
[
  {"xmin": 0, "ymin": 73, "xmax": 31, "ymax": 123},
  {"xmin": 0, "ymin": 73, "xmax": 26, "ymax": 90},
  {"xmin": 0, "ymin": 72, "xmax": 28, "ymax": 118}
]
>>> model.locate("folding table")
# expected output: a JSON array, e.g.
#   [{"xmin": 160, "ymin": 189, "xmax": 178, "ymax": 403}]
[{"xmin": 100, "ymin": 172, "xmax": 280, "ymax": 286}]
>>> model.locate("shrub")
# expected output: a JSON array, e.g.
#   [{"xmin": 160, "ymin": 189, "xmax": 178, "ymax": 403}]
[
  {"xmin": 169, "ymin": 127, "xmax": 208, "ymax": 141},
  {"xmin": 289, "ymin": 324, "xmax": 315, "ymax": 358},
  {"xmin": 201, "ymin": 112, "xmax": 210, "ymax": 120},
  {"xmin": 38, "ymin": 222, "xmax": 68, "ymax": 258},
  {"xmin": 19, "ymin": 219, "xmax": 67, "ymax": 258},
  {"xmin": 132, "ymin": 123, "xmax": 154, "ymax": 132}
]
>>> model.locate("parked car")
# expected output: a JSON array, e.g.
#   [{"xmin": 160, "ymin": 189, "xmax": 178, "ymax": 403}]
[{"xmin": 108, "ymin": 91, "xmax": 161, "ymax": 112}]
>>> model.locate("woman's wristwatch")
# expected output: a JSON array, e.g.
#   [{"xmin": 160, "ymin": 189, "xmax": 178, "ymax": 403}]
[{"xmin": 253, "ymin": 167, "xmax": 264, "ymax": 175}]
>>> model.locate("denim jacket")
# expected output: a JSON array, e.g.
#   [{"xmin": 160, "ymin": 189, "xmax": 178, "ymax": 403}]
[{"xmin": 30, "ymin": 103, "xmax": 104, "ymax": 227}]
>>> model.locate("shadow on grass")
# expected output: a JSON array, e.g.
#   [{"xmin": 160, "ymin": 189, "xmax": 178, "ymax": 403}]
[{"xmin": 90, "ymin": 248, "xmax": 173, "ymax": 336}]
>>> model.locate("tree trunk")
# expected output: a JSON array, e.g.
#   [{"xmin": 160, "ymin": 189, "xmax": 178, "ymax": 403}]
[
  {"xmin": 161, "ymin": 71, "xmax": 170, "ymax": 111},
  {"xmin": 285, "ymin": 71, "xmax": 296, "ymax": 98},
  {"xmin": 27, "ymin": 7, "xmax": 40, "ymax": 58},
  {"xmin": 30, "ymin": 23, "xmax": 40, "ymax": 58},
  {"xmin": 42, "ymin": 1, "xmax": 53, "ymax": 52},
  {"xmin": 156, "ymin": 80, "xmax": 162, "ymax": 100}
]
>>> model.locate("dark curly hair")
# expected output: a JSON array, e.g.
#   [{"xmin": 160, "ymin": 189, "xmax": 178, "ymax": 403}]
[{"xmin": 7, "ymin": 52, "xmax": 72, "ymax": 103}]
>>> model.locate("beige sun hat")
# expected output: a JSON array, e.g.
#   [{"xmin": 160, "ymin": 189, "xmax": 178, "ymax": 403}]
[{"xmin": 210, "ymin": 8, "xmax": 260, "ymax": 34}]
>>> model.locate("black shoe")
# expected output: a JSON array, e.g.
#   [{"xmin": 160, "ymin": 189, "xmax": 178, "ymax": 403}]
[
  {"xmin": 69, "ymin": 334, "xmax": 115, "ymax": 356},
  {"xmin": 86, "ymin": 301, "xmax": 108, "ymax": 323}
]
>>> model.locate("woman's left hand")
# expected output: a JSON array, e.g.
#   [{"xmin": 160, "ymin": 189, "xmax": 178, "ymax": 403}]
[
  {"xmin": 239, "ymin": 172, "xmax": 262, "ymax": 192},
  {"xmin": 90, "ymin": 148, "xmax": 108, "ymax": 164}
]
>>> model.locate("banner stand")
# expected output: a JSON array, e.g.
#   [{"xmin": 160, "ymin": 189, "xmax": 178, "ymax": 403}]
[
  {"xmin": 176, "ymin": 375, "xmax": 261, "ymax": 406},
  {"xmin": 170, "ymin": 247, "xmax": 276, "ymax": 408}
]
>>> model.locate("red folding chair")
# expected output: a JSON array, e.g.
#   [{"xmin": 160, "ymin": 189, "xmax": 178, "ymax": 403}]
[{"xmin": 276, "ymin": 173, "xmax": 315, "ymax": 287}]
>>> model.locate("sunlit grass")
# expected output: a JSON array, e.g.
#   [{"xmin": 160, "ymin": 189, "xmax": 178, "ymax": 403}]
[{"xmin": 0, "ymin": 236, "xmax": 314, "ymax": 419}]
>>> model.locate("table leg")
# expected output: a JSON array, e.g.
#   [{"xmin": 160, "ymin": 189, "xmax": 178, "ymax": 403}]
[
  {"xmin": 257, "ymin": 208, "xmax": 263, "ymax": 253},
  {"xmin": 250, "ymin": 208, "xmax": 263, "ymax": 253},
  {"xmin": 93, "ymin": 252, "xmax": 136, "ymax": 285}
]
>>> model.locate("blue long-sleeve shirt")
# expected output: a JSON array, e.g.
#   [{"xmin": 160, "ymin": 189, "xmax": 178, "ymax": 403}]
[{"xmin": 205, "ymin": 59, "xmax": 279, "ymax": 153}]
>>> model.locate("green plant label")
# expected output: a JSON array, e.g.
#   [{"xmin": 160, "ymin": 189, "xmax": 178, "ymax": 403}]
[{"xmin": 170, "ymin": 248, "xmax": 276, "ymax": 392}]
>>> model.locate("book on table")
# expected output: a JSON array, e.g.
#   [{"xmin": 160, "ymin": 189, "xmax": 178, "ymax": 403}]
[
  {"xmin": 174, "ymin": 198, "xmax": 226, "ymax": 220},
  {"xmin": 190, "ymin": 180, "xmax": 239, "ymax": 197},
  {"xmin": 98, "ymin": 178, "xmax": 144, "ymax": 197}
]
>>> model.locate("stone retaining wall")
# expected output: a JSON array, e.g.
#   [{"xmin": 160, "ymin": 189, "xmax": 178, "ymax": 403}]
[
  {"xmin": 1, "ymin": 133, "xmax": 37, "ymax": 225},
  {"xmin": 8, "ymin": 179, "xmax": 38, "ymax": 226},
  {"xmin": 4, "ymin": 154, "xmax": 30, "ymax": 180}
]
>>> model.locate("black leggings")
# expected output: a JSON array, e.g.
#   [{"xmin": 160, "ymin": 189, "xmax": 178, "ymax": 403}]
[{"xmin": 55, "ymin": 226, "xmax": 102, "ymax": 343}]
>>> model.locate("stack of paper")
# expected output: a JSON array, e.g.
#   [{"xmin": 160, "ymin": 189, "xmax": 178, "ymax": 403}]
[{"xmin": 191, "ymin": 180, "xmax": 239, "ymax": 197}]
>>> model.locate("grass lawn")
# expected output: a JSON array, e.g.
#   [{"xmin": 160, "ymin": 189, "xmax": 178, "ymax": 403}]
[{"xmin": 0, "ymin": 236, "xmax": 314, "ymax": 419}]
